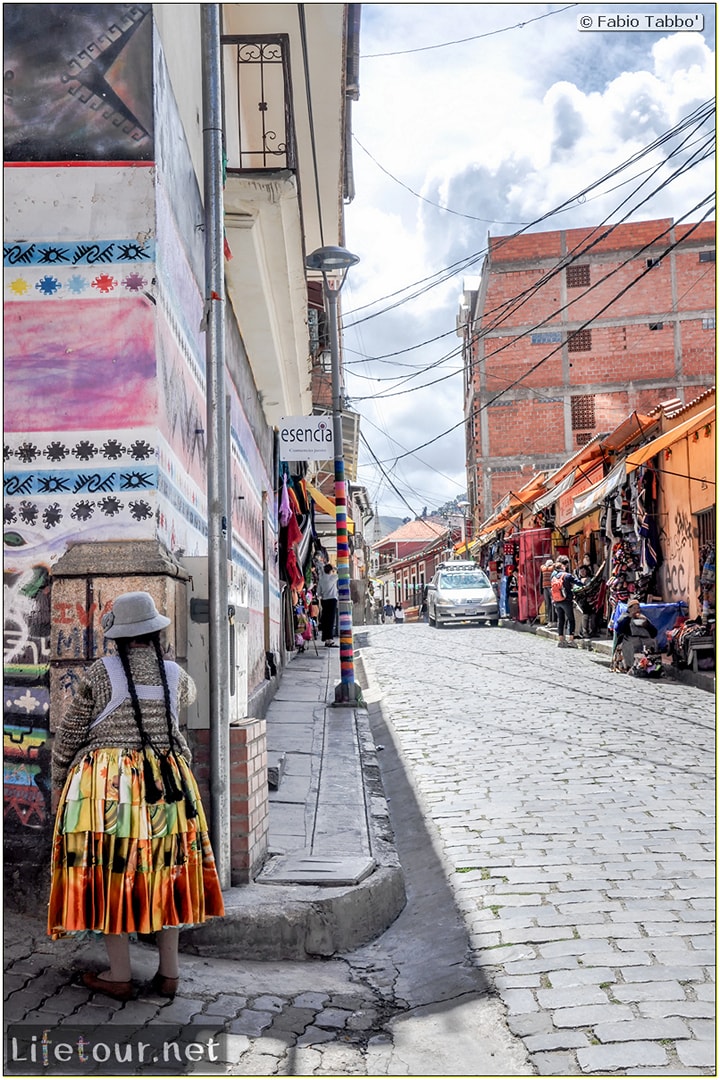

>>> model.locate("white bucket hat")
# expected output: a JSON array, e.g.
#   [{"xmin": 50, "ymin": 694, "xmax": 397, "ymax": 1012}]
[{"xmin": 101, "ymin": 591, "xmax": 170, "ymax": 639}]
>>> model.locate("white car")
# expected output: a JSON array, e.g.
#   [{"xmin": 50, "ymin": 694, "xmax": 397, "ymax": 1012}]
[{"xmin": 426, "ymin": 563, "xmax": 499, "ymax": 628}]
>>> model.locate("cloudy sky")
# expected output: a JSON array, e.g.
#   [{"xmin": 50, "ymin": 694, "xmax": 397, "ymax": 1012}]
[{"xmin": 341, "ymin": 3, "xmax": 715, "ymax": 521}]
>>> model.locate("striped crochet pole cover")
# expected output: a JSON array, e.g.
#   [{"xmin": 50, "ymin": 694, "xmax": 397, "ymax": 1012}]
[{"xmin": 334, "ymin": 459, "xmax": 355, "ymax": 686}]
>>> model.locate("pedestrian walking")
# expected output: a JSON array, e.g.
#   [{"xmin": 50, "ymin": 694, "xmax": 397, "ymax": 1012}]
[
  {"xmin": 317, "ymin": 563, "xmax": 339, "ymax": 646},
  {"xmin": 551, "ymin": 556, "xmax": 578, "ymax": 647},
  {"xmin": 393, "ymin": 602, "xmax": 405, "ymax": 623},
  {"xmin": 541, "ymin": 558, "xmax": 556, "ymax": 625},
  {"xmin": 47, "ymin": 591, "xmax": 224, "ymax": 1001}
]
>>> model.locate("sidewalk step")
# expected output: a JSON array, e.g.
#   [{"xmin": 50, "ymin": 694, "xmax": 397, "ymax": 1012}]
[{"xmin": 258, "ymin": 852, "xmax": 376, "ymax": 886}]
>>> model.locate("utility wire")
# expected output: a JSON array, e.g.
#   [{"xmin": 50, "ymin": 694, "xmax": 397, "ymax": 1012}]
[
  {"xmin": 360, "ymin": 413, "xmax": 466, "ymax": 490},
  {"xmin": 343, "ymin": 99, "xmax": 714, "ymax": 325},
  {"xmin": 347, "ymin": 125, "xmax": 715, "ymax": 394},
  {"xmin": 362, "ymin": 4, "xmax": 578, "ymax": 58},
  {"xmin": 354, "ymin": 125, "xmax": 713, "ymax": 232},
  {"xmin": 381, "ymin": 202, "xmax": 715, "ymax": 466},
  {"xmin": 360, "ymin": 431, "xmax": 422, "ymax": 519},
  {"xmin": 353, "ymin": 135, "xmax": 530, "ymax": 225},
  {"xmin": 351, "ymin": 181, "xmax": 715, "ymax": 404}
]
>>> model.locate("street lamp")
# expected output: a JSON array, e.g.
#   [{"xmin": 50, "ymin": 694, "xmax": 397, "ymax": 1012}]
[{"xmin": 305, "ymin": 245, "xmax": 363, "ymax": 706}]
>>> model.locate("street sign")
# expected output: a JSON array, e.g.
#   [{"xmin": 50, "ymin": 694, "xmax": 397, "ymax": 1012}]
[{"xmin": 279, "ymin": 416, "xmax": 334, "ymax": 461}]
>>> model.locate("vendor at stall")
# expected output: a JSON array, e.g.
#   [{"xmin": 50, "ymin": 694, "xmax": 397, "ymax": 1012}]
[{"xmin": 613, "ymin": 599, "xmax": 657, "ymax": 672}]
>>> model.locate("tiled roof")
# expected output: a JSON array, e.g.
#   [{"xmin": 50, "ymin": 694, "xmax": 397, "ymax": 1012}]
[{"xmin": 372, "ymin": 519, "xmax": 447, "ymax": 547}]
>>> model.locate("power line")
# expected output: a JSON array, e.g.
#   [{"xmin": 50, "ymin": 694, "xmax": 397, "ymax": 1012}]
[
  {"xmin": 351, "ymin": 186, "xmax": 715, "ymax": 405},
  {"xmin": 379, "ymin": 202, "xmax": 715, "ymax": 465},
  {"xmin": 360, "ymin": 431, "xmax": 422, "ymax": 519},
  {"xmin": 343, "ymin": 98, "xmax": 714, "ymax": 326},
  {"xmin": 361, "ymin": 4, "xmax": 578, "ymax": 58},
  {"xmin": 346, "ymin": 121, "xmax": 715, "ymax": 398},
  {"xmin": 353, "ymin": 135, "xmax": 530, "ymax": 225}
]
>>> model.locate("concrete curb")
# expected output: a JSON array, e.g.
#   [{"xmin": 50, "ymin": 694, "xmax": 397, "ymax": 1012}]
[
  {"xmin": 179, "ymin": 862, "xmax": 406, "ymax": 960},
  {"xmin": 180, "ymin": 697, "xmax": 407, "ymax": 960}
]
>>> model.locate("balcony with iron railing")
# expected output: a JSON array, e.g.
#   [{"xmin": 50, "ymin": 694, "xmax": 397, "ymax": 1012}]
[{"xmin": 222, "ymin": 35, "xmax": 296, "ymax": 174}]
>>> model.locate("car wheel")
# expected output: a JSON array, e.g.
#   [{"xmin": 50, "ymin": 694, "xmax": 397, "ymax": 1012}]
[
  {"xmin": 488, "ymin": 619, "xmax": 499, "ymax": 627},
  {"xmin": 428, "ymin": 610, "xmax": 436, "ymax": 627}
]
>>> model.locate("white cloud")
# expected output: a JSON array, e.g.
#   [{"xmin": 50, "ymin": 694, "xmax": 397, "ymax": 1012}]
[{"xmin": 344, "ymin": 6, "xmax": 715, "ymax": 516}]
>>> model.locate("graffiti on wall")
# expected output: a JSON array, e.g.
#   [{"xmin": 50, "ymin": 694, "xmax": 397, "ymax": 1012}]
[
  {"xmin": 4, "ymin": 565, "xmax": 52, "ymax": 830},
  {"xmin": 4, "ymin": 3, "xmax": 153, "ymax": 162},
  {"xmin": 659, "ymin": 507, "xmax": 696, "ymax": 602}
]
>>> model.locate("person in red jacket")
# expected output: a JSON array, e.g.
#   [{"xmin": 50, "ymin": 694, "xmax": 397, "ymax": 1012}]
[{"xmin": 551, "ymin": 556, "xmax": 578, "ymax": 648}]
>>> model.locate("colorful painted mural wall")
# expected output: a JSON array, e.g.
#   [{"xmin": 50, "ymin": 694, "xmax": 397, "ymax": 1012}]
[
  {"xmin": 4, "ymin": 5, "xmax": 279, "ymax": 860},
  {"xmin": 4, "ymin": 4, "xmax": 159, "ymax": 863},
  {"xmin": 151, "ymin": 14, "xmax": 279, "ymax": 691}
]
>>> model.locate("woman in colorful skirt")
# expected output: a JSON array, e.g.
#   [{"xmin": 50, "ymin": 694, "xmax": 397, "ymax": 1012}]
[{"xmin": 48, "ymin": 591, "xmax": 224, "ymax": 1001}]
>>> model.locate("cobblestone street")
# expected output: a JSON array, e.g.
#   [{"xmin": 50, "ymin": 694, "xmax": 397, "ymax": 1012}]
[{"xmin": 359, "ymin": 623, "xmax": 716, "ymax": 1075}]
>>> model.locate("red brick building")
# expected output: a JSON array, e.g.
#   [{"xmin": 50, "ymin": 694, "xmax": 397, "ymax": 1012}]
[{"xmin": 459, "ymin": 218, "xmax": 716, "ymax": 521}]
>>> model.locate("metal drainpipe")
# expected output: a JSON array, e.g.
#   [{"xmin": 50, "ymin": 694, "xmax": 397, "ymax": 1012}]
[{"xmin": 201, "ymin": 3, "xmax": 231, "ymax": 889}]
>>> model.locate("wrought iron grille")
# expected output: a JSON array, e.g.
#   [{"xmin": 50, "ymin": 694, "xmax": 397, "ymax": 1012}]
[{"xmin": 222, "ymin": 35, "xmax": 296, "ymax": 172}]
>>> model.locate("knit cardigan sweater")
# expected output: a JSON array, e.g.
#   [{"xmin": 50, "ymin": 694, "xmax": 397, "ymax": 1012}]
[{"xmin": 52, "ymin": 647, "xmax": 195, "ymax": 790}]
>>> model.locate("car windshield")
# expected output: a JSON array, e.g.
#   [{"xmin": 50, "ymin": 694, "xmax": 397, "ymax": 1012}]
[{"xmin": 438, "ymin": 571, "xmax": 491, "ymax": 590}]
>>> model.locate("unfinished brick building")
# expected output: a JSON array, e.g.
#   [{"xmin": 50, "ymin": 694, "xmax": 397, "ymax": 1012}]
[{"xmin": 458, "ymin": 218, "xmax": 716, "ymax": 520}]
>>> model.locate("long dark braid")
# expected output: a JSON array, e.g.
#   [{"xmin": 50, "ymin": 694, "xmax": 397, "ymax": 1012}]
[
  {"xmin": 117, "ymin": 638, "xmax": 163, "ymax": 803},
  {"xmin": 150, "ymin": 634, "xmax": 184, "ymax": 804},
  {"xmin": 151, "ymin": 633, "xmax": 175, "ymax": 748}
]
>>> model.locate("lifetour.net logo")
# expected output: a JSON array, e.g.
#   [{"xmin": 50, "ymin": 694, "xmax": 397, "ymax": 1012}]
[{"xmin": 5, "ymin": 1025, "xmax": 227, "ymax": 1075}]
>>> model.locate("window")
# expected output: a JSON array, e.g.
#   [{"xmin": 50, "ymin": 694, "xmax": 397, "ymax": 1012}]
[
  {"xmin": 648, "ymin": 322, "xmax": 664, "ymax": 331},
  {"xmin": 699, "ymin": 250, "xmax": 716, "ymax": 263},
  {"xmin": 571, "ymin": 394, "xmax": 595, "ymax": 430},
  {"xmin": 566, "ymin": 264, "xmax": 590, "ymax": 287},
  {"xmin": 702, "ymin": 317, "xmax": 716, "ymax": 331},
  {"xmin": 531, "ymin": 331, "xmax": 563, "ymax": 344},
  {"xmin": 222, "ymin": 35, "xmax": 296, "ymax": 172},
  {"xmin": 697, "ymin": 507, "xmax": 715, "ymax": 549},
  {"xmin": 567, "ymin": 329, "xmax": 592, "ymax": 352},
  {"xmin": 646, "ymin": 257, "xmax": 661, "ymax": 269}
]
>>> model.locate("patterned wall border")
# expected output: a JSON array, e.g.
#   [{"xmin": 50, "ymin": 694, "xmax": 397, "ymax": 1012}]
[
  {"xmin": 4, "ymin": 239, "xmax": 156, "ymax": 300},
  {"xmin": 4, "ymin": 239, "xmax": 155, "ymax": 267}
]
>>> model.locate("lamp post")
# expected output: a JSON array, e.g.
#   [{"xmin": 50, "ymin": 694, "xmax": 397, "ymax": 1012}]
[{"xmin": 305, "ymin": 245, "xmax": 363, "ymax": 706}]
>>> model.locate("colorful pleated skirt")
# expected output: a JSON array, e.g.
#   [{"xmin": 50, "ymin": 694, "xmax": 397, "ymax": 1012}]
[{"xmin": 47, "ymin": 747, "xmax": 225, "ymax": 939}]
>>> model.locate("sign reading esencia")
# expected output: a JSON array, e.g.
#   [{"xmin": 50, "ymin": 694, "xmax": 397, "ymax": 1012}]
[{"xmin": 279, "ymin": 416, "xmax": 334, "ymax": 461}]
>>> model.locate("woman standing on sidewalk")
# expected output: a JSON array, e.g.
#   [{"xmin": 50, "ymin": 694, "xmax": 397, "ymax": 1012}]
[
  {"xmin": 47, "ymin": 591, "xmax": 224, "ymax": 1000},
  {"xmin": 318, "ymin": 563, "xmax": 339, "ymax": 647}
]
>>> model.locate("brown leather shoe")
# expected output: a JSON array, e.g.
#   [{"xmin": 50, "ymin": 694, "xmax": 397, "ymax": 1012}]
[
  {"xmin": 150, "ymin": 972, "xmax": 179, "ymax": 999},
  {"xmin": 81, "ymin": 971, "xmax": 135, "ymax": 1001}
]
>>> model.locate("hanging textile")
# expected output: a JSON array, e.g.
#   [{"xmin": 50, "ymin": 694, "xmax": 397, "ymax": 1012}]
[{"xmin": 279, "ymin": 474, "xmax": 292, "ymax": 526}]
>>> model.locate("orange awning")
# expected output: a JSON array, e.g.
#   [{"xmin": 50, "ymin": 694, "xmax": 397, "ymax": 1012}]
[
  {"xmin": 625, "ymin": 406, "xmax": 715, "ymax": 473},
  {"xmin": 306, "ymin": 483, "xmax": 355, "ymax": 533}
]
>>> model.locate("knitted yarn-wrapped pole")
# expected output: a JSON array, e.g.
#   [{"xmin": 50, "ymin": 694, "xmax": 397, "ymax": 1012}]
[{"xmin": 326, "ymin": 277, "xmax": 362, "ymax": 707}]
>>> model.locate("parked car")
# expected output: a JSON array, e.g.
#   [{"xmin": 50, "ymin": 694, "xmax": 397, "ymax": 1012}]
[{"xmin": 426, "ymin": 562, "xmax": 499, "ymax": 628}]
